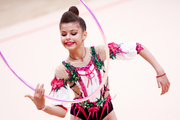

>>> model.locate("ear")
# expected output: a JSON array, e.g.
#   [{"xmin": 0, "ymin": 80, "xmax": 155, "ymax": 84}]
[{"xmin": 82, "ymin": 31, "xmax": 87, "ymax": 41}]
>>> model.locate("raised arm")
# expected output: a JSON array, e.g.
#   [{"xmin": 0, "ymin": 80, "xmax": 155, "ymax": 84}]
[{"xmin": 138, "ymin": 45, "xmax": 170, "ymax": 95}]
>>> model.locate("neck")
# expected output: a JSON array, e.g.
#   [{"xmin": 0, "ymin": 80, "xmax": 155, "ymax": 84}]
[{"xmin": 69, "ymin": 47, "xmax": 86, "ymax": 61}]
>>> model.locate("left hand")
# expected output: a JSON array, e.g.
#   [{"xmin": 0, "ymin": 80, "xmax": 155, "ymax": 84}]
[{"xmin": 156, "ymin": 74, "xmax": 170, "ymax": 95}]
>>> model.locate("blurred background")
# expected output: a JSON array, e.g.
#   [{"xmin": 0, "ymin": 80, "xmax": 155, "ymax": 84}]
[
  {"xmin": 0, "ymin": 0, "xmax": 180, "ymax": 120},
  {"xmin": 0, "ymin": 0, "xmax": 95, "ymax": 29}
]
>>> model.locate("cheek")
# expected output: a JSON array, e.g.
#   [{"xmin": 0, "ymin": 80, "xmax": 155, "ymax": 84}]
[
  {"xmin": 61, "ymin": 37, "xmax": 65, "ymax": 45},
  {"xmin": 76, "ymin": 34, "xmax": 83, "ymax": 40}
]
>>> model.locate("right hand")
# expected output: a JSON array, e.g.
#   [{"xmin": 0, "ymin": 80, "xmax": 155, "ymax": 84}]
[
  {"xmin": 156, "ymin": 74, "xmax": 170, "ymax": 95},
  {"xmin": 25, "ymin": 84, "xmax": 45, "ymax": 110}
]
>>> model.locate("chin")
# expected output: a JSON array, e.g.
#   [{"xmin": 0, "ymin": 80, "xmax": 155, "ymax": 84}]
[{"xmin": 65, "ymin": 46, "xmax": 76, "ymax": 51}]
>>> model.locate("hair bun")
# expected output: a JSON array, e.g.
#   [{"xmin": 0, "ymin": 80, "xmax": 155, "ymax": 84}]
[{"xmin": 68, "ymin": 6, "xmax": 79, "ymax": 16}]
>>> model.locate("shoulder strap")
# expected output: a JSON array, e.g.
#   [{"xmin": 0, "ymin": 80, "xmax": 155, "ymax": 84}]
[
  {"xmin": 90, "ymin": 46, "xmax": 104, "ymax": 70},
  {"xmin": 62, "ymin": 61, "xmax": 80, "ymax": 83}
]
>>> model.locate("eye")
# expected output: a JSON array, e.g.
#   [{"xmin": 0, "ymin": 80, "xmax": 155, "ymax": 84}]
[
  {"xmin": 71, "ymin": 32, "xmax": 77, "ymax": 36},
  {"xmin": 61, "ymin": 33, "xmax": 66, "ymax": 36}
]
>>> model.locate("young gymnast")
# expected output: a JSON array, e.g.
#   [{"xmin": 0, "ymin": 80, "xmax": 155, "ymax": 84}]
[{"xmin": 25, "ymin": 6, "xmax": 170, "ymax": 120}]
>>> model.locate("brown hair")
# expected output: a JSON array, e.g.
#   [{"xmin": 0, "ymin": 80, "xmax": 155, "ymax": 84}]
[{"xmin": 60, "ymin": 6, "xmax": 86, "ymax": 31}]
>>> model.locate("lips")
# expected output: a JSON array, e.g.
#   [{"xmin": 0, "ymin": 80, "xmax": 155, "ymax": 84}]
[{"xmin": 65, "ymin": 42, "xmax": 74, "ymax": 46}]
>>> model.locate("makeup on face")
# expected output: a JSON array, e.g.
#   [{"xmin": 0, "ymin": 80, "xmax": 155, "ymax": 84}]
[{"xmin": 60, "ymin": 22, "xmax": 85, "ymax": 50}]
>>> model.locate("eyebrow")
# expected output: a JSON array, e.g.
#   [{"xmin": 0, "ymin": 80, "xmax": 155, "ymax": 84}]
[{"xmin": 61, "ymin": 29, "xmax": 78, "ymax": 32}]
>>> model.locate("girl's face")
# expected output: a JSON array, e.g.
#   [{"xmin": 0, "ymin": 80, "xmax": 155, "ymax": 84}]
[{"xmin": 60, "ymin": 22, "xmax": 87, "ymax": 51}]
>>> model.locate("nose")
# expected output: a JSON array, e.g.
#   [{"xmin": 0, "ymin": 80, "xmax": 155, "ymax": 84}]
[{"xmin": 66, "ymin": 33, "xmax": 70, "ymax": 40}]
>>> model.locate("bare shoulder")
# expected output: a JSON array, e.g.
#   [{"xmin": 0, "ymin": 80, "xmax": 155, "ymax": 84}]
[
  {"xmin": 93, "ymin": 45, "xmax": 106, "ymax": 61},
  {"xmin": 55, "ymin": 63, "xmax": 69, "ymax": 80}
]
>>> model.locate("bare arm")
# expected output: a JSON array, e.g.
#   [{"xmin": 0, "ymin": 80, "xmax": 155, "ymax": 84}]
[
  {"xmin": 138, "ymin": 45, "xmax": 170, "ymax": 95},
  {"xmin": 25, "ymin": 84, "xmax": 67, "ymax": 118},
  {"xmin": 43, "ymin": 105, "xmax": 67, "ymax": 118}
]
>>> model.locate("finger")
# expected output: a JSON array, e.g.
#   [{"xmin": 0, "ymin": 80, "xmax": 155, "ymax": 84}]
[
  {"xmin": 36, "ymin": 90, "xmax": 43, "ymax": 99},
  {"xmin": 34, "ymin": 92, "xmax": 39, "ymax": 99},
  {"xmin": 168, "ymin": 81, "xmax": 171, "ymax": 87},
  {"xmin": 168, "ymin": 82, "xmax": 170, "ymax": 89},
  {"xmin": 34, "ymin": 90, "xmax": 41, "ymax": 99},
  {"xmin": 40, "ymin": 84, "xmax": 44, "ymax": 89},
  {"xmin": 36, "ymin": 83, "xmax": 40, "ymax": 89},
  {"xmin": 40, "ymin": 84, "xmax": 44, "ymax": 95},
  {"xmin": 157, "ymin": 80, "xmax": 161, "ymax": 88},
  {"xmin": 163, "ymin": 86, "xmax": 167, "ymax": 95},
  {"xmin": 39, "ymin": 90, "xmax": 45, "ymax": 99},
  {"xmin": 39, "ymin": 90, "xmax": 44, "ymax": 99},
  {"xmin": 165, "ymin": 78, "xmax": 170, "ymax": 92},
  {"xmin": 42, "ymin": 88, "xmax": 45, "ymax": 96},
  {"xmin": 166, "ymin": 83, "xmax": 170, "ymax": 93},
  {"xmin": 160, "ymin": 82, "xmax": 164, "ymax": 95},
  {"xmin": 161, "ymin": 84, "xmax": 166, "ymax": 95},
  {"xmin": 39, "ymin": 89, "xmax": 45, "ymax": 99},
  {"xmin": 35, "ymin": 83, "xmax": 40, "ymax": 93},
  {"xmin": 163, "ymin": 81, "xmax": 170, "ymax": 94},
  {"xmin": 161, "ymin": 89, "xmax": 164, "ymax": 95},
  {"xmin": 25, "ymin": 94, "xmax": 34, "ymax": 101},
  {"xmin": 37, "ymin": 84, "xmax": 44, "ymax": 98}
]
